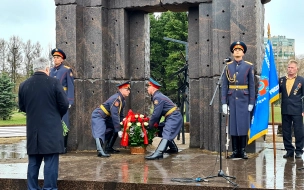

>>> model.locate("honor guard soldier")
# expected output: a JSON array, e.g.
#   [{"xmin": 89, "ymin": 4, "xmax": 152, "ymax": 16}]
[
  {"xmin": 221, "ymin": 41, "xmax": 255, "ymax": 159},
  {"xmin": 50, "ymin": 48, "xmax": 74, "ymax": 154},
  {"xmin": 91, "ymin": 81, "xmax": 131, "ymax": 157},
  {"xmin": 145, "ymin": 78, "xmax": 183, "ymax": 160}
]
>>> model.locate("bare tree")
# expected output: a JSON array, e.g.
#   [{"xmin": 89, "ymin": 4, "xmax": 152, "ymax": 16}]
[
  {"xmin": 7, "ymin": 36, "xmax": 23, "ymax": 89},
  {"xmin": 44, "ymin": 43, "xmax": 53, "ymax": 66},
  {"xmin": 0, "ymin": 39, "xmax": 7, "ymax": 73},
  {"xmin": 23, "ymin": 40, "xmax": 34, "ymax": 78},
  {"xmin": 33, "ymin": 41, "xmax": 43, "ymax": 58}
]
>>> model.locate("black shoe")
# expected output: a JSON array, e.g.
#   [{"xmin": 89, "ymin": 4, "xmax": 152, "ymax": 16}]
[
  {"xmin": 295, "ymin": 153, "xmax": 302, "ymax": 159},
  {"xmin": 105, "ymin": 147, "xmax": 120, "ymax": 154},
  {"xmin": 283, "ymin": 153, "xmax": 294, "ymax": 158}
]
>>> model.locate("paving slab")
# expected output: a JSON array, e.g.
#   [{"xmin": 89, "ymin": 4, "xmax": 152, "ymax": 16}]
[{"xmin": 0, "ymin": 138, "xmax": 304, "ymax": 189}]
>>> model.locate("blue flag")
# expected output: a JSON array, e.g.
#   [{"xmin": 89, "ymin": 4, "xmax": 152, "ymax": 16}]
[{"xmin": 248, "ymin": 39, "xmax": 279, "ymax": 144}]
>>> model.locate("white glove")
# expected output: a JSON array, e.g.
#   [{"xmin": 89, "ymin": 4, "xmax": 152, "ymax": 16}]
[
  {"xmin": 248, "ymin": 104, "xmax": 253, "ymax": 112},
  {"xmin": 69, "ymin": 105, "xmax": 71, "ymax": 109},
  {"xmin": 222, "ymin": 104, "xmax": 229, "ymax": 115},
  {"xmin": 118, "ymin": 131, "xmax": 123, "ymax": 138}
]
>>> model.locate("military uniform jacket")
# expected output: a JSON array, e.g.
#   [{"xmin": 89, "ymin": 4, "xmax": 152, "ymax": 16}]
[
  {"xmin": 279, "ymin": 76, "xmax": 304, "ymax": 115},
  {"xmin": 50, "ymin": 63, "xmax": 74, "ymax": 105},
  {"xmin": 149, "ymin": 91, "xmax": 183, "ymax": 140},
  {"xmin": 221, "ymin": 60, "xmax": 255, "ymax": 136},
  {"xmin": 18, "ymin": 72, "xmax": 69, "ymax": 154},
  {"xmin": 101, "ymin": 91, "xmax": 126, "ymax": 131}
]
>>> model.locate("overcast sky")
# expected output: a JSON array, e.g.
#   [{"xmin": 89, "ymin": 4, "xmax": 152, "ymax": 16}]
[
  {"xmin": 0, "ymin": 0, "xmax": 303, "ymax": 56},
  {"xmin": 0, "ymin": 0, "xmax": 56, "ymax": 55}
]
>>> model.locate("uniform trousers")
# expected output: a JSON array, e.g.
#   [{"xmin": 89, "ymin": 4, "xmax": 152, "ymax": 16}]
[
  {"xmin": 27, "ymin": 153, "xmax": 59, "ymax": 190},
  {"xmin": 282, "ymin": 114, "xmax": 304, "ymax": 155}
]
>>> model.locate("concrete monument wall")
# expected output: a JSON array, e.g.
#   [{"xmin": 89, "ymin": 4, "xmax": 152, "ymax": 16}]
[{"xmin": 54, "ymin": 0, "xmax": 269, "ymax": 151}]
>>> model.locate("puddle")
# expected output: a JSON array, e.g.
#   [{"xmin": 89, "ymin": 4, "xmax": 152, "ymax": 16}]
[{"xmin": 0, "ymin": 140, "xmax": 27, "ymax": 159}]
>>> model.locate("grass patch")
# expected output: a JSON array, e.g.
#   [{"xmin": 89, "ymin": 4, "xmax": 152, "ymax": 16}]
[
  {"xmin": 0, "ymin": 111, "xmax": 26, "ymax": 126},
  {"xmin": 269, "ymin": 106, "xmax": 281, "ymax": 123}
]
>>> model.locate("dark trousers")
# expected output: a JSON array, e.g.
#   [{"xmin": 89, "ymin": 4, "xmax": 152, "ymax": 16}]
[
  {"xmin": 27, "ymin": 153, "xmax": 59, "ymax": 190},
  {"xmin": 282, "ymin": 114, "xmax": 304, "ymax": 155}
]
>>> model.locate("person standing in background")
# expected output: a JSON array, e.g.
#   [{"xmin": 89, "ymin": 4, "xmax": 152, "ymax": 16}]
[
  {"xmin": 221, "ymin": 41, "xmax": 255, "ymax": 159},
  {"xmin": 279, "ymin": 60, "xmax": 304, "ymax": 159},
  {"xmin": 19, "ymin": 57, "xmax": 69, "ymax": 190},
  {"xmin": 50, "ymin": 48, "xmax": 74, "ymax": 154}
]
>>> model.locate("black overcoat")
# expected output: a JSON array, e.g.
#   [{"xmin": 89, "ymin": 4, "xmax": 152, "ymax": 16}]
[{"xmin": 18, "ymin": 72, "xmax": 69, "ymax": 155}]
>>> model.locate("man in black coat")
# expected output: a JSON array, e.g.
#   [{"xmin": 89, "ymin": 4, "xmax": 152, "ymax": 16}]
[
  {"xmin": 19, "ymin": 57, "xmax": 69, "ymax": 190},
  {"xmin": 279, "ymin": 60, "xmax": 304, "ymax": 159}
]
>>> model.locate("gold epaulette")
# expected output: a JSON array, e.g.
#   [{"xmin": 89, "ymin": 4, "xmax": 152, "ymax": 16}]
[
  {"xmin": 244, "ymin": 61, "xmax": 253, "ymax": 65},
  {"xmin": 64, "ymin": 65, "xmax": 71, "ymax": 69},
  {"xmin": 227, "ymin": 61, "xmax": 233, "ymax": 65}
]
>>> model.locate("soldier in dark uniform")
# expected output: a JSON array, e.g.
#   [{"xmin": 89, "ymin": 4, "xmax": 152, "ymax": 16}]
[
  {"xmin": 221, "ymin": 41, "xmax": 255, "ymax": 159},
  {"xmin": 145, "ymin": 78, "xmax": 183, "ymax": 160},
  {"xmin": 50, "ymin": 48, "xmax": 74, "ymax": 154},
  {"xmin": 91, "ymin": 81, "xmax": 131, "ymax": 157},
  {"xmin": 279, "ymin": 60, "xmax": 304, "ymax": 159}
]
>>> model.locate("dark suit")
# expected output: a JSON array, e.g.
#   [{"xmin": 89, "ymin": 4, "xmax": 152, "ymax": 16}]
[
  {"xmin": 279, "ymin": 76, "xmax": 304, "ymax": 155},
  {"xmin": 19, "ymin": 71, "xmax": 69, "ymax": 189}
]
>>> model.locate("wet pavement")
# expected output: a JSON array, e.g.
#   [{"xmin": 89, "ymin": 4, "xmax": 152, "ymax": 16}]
[{"xmin": 1, "ymin": 136, "xmax": 304, "ymax": 189}]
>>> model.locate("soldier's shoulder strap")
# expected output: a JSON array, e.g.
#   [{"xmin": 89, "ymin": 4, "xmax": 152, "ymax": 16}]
[
  {"xmin": 227, "ymin": 61, "xmax": 233, "ymax": 65},
  {"xmin": 64, "ymin": 65, "xmax": 71, "ymax": 69},
  {"xmin": 244, "ymin": 61, "xmax": 253, "ymax": 65}
]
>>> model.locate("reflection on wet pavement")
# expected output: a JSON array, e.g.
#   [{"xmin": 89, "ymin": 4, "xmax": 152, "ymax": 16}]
[
  {"xmin": 1, "ymin": 141, "xmax": 304, "ymax": 189},
  {"xmin": 0, "ymin": 140, "xmax": 26, "ymax": 159}
]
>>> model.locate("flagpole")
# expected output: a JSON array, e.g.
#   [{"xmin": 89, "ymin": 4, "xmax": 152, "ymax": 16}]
[{"xmin": 268, "ymin": 23, "xmax": 276, "ymax": 159}]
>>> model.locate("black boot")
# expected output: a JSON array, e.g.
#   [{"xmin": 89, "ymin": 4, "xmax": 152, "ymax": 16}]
[
  {"xmin": 165, "ymin": 140, "xmax": 178, "ymax": 154},
  {"xmin": 63, "ymin": 133, "xmax": 68, "ymax": 154},
  {"xmin": 95, "ymin": 138, "xmax": 110, "ymax": 157},
  {"xmin": 105, "ymin": 132, "xmax": 120, "ymax": 153},
  {"xmin": 145, "ymin": 139, "xmax": 168, "ymax": 160},
  {"xmin": 240, "ymin": 136, "xmax": 248, "ymax": 159},
  {"xmin": 227, "ymin": 136, "xmax": 239, "ymax": 159}
]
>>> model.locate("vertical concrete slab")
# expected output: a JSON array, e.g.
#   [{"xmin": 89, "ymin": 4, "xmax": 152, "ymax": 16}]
[
  {"xmin": 199, "ymin": 3, "xmax": 213, "ymax": 77},
  {"xmin": 211, "ymin": 0, "xmax": 231, "ymax": 76},
  {"xmin": 107, "ymin": 9, "xmax": 130, "ymax": 79},
  {"xmin": 83, "ymin": 7, "xmax": 105, "ymax": 79},
  {"xmin": 189, "ymin": 79, "xmax": 200, "ymax": 148},
  {"xmin": 129, "ymin": 11, "xmax": 150, "ymax": 80},
  {"xmin": 188, "ymin": 7, "xmax": 199, "ymax": 79},
  {"xmin": 230, "ymin": 0, "xmax": 264, "ymax": 67},
  {"xmin": 77, "ymin": 79, "xmax": 107, "ymax": 150}
]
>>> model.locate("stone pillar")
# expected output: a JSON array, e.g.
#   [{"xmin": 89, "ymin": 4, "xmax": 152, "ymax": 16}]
[{"xmin": 188, "ymin": 0, "xmax": 264, "ymax": 151}]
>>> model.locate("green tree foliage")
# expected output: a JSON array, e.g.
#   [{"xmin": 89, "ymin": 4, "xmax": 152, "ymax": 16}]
[
  {"xmin": 0, "ymin": 73, "xmax": 16, "ymax": 120},
  {"xmin": 150, "ymin": 12, "xmax": 188, "ymax": 103}
]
